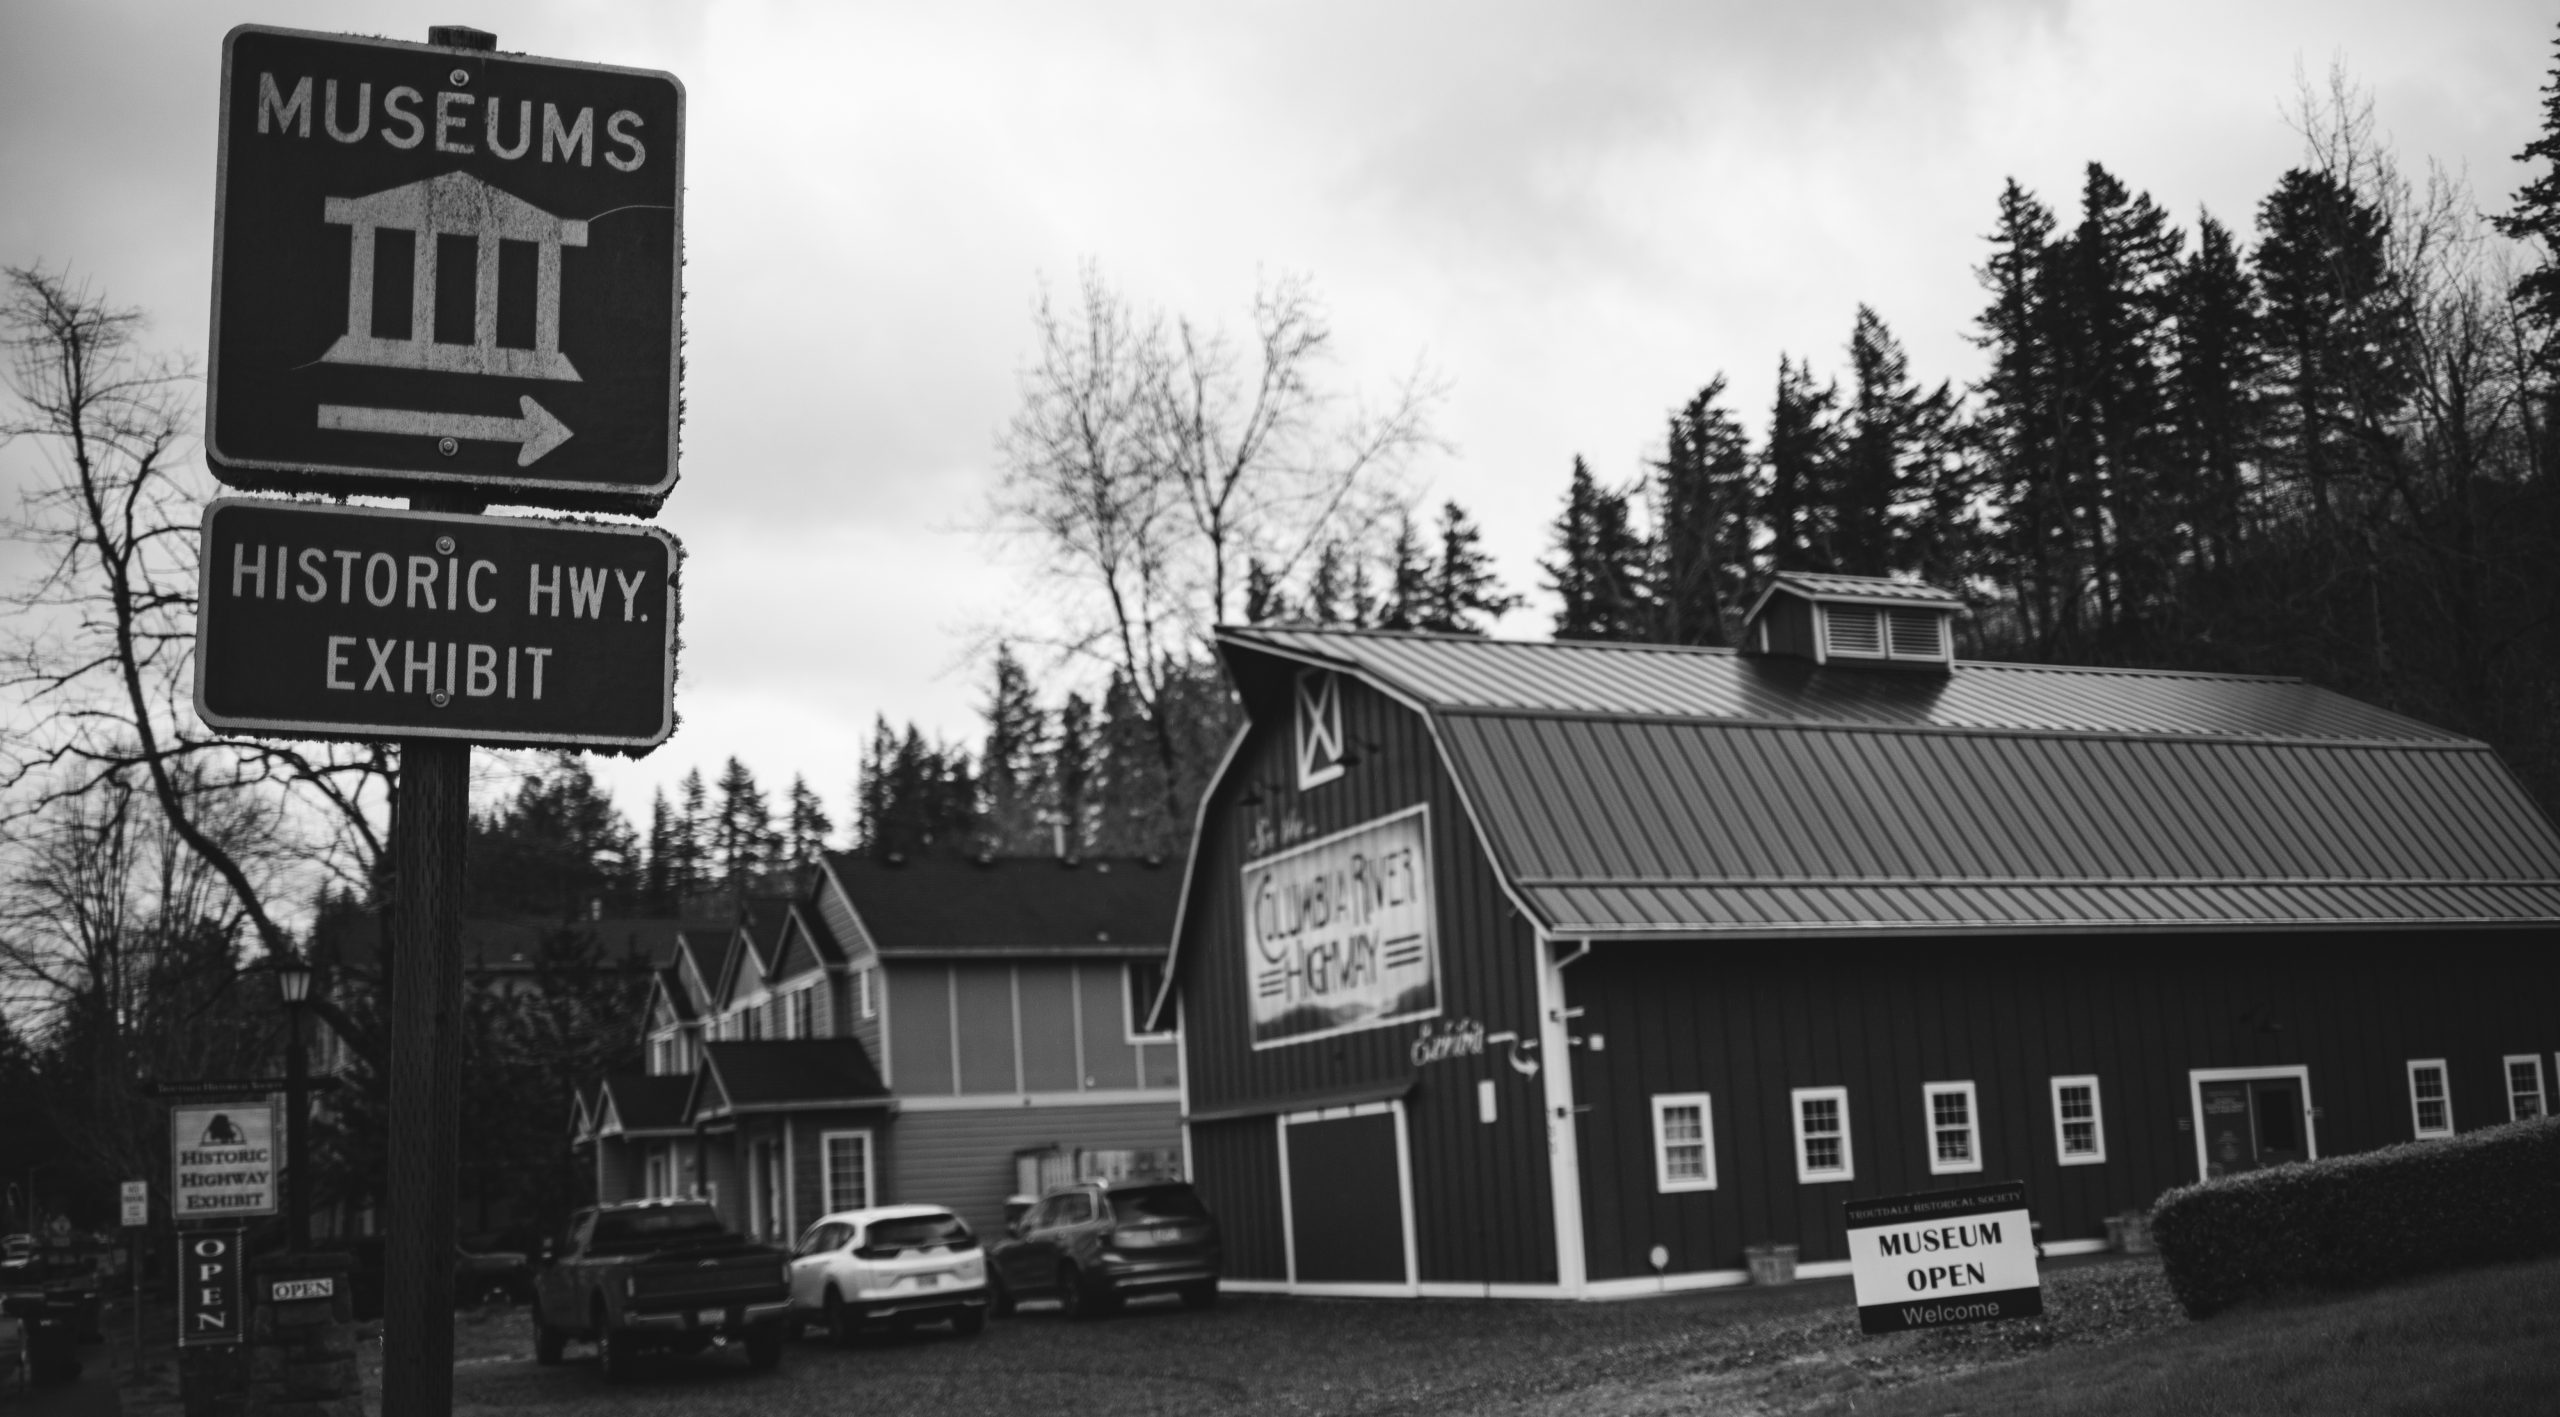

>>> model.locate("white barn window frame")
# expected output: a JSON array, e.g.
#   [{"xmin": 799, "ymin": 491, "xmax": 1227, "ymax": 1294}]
[
  {"xmin": 1295, "ymin": 670, "xmax": 1347, "ymax": 789},
  {"xmin": 2050, "ymin": 1075, "xmax": 2106, "ymax": 1165},
  {"xmin": 2505, "ymin": 1054, "xmax": 2547, "ymax": 1122},
  {"xmin": 2406, "ymin": 1059, "xmax": 2454, "ymax": 1139},
  {"xmin": 1650, "ymin": 1093, "xmax": 1716, "ymax": 1193},
  {"xmin": 1791, "ymin": 1085, "xmax": 1854, "ymax": 1183},
  {"xmin": 1922, "ymin": 1081, "xmax": 1983, "ymax": 1175},
  {"xmin": 821, "ymin": 1129, "xmax": 874, "ymax": 1214}
]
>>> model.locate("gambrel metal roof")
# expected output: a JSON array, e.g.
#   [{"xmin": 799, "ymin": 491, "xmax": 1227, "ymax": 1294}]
[{"xmin": 1218, "ymin": 627, "xmax": 2560, "ymax": 936}]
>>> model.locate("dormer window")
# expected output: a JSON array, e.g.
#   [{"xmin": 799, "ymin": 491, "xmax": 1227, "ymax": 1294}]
[
  {"xmin": 1296, "ymin": 670, "xmax": 1346, "ymax": 788},
  {"xmin": 1744, "ymin": 572, "xmax": 1961, "ymax": 671},
  {"xmin": 1820, "ymin": 604, "xmax": 1949, "ymax": 664}
]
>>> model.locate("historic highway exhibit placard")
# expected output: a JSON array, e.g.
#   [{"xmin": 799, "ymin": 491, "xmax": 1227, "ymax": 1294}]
[
  {"xmin": 208, "ymin": 25, "xmax": 683, "ymax": 510},
  {"xmin": 194, "ymin": 498, "xmax": 679, "ymax": 750},
  {"xmin": 171, "ymin": 1101, "xmax": 278, "ymax": 1220},
  {"xmin": 1844, "ymin": 1181, "xmax": 2042, "ymax": 1334}
]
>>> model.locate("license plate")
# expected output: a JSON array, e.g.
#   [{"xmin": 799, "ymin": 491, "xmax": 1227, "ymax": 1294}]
[
  {"xmin": 915, "ymin": 1273, "xmax": 938, "ymax": 1288},
  {"xmin": 697, "ymin": 1308, "xmax": 724, "ymax": 1326}
]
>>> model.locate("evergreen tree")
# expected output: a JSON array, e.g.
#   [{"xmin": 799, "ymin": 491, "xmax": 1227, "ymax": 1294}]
[
  {"xmin": 854, "ymin": 718, "xmax": 896, "ymax": 857},
  {"xmin": 1093, "ymin": 670, "xmax": 1166, "ymax": 852},
  {"xmin": 642, "ymin": 789, "xmax": 677, "ymax": 915},
  {"xmin": 1763, "ymin": 357, "xmax": 1839, "ymax": 572},
  {"xmin": 1241, "ymin": 559, "xmax": 1287, "ymax": 623},
  {"xmin": 2059, "ymin": 164, "xmax": 2185, "ymax": 625},
  {"xmin": 2496, "ymin": 22, "xmax": 2560, "ymax": 395},
  {"xmin": 712, "ymin": 757, "xmax": 775, "ymax": 899},
  {"xmin": 783, "ymin": 775, "xmax": 832, "ymax": 876},
  {"xmin": 980, "ymin": 644, "xmax": 1050, "ymax": 853},
  {"xmin": 1650, "ymin": 376, "xmax": 1757, "ymax": 646},
  {"xmin": 1418, "ymin": 500, "xmax": 1519, "ymax": 633},
  {"xmin": 1972, "ymin": 179, "xmax": 2076, "ymax": 645},
  {"xmin": 1544, "ymin": 457, "xmax": 1648, "ymax": 641},
  {"xmin": 1830, "ymin": 307, "xmax": 1958, "ymax": 578},
  {"xmin": 1050, "ymin": 691, "xmax": 1096, "ymax": 855},
  {"xmin": 2255, "ymin": 165, "xmax": 2412, "ymax": 518},
  {"xmin": 466, "ymin": 754, "xmax": 640, "ymax": 919},
  {"xmin": 1377, "ymin": 513, "xmax": 1433, "ymax": 631},
  {"xmin": 1302, "ymin": 542, "xmax": 1353, "ymax": 625},
  {"xmin": 672, "ymin": 768, "xmax": 710, "ymax": 907},
  {"xmin": 2167, "ymin": 210, "xmax": 2265, "ymax": 571}
]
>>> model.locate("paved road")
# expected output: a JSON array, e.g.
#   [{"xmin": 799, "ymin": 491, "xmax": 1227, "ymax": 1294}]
[{"xmin": 13, "ymin": 1341, "xmax": 119, "ymax": 1417}]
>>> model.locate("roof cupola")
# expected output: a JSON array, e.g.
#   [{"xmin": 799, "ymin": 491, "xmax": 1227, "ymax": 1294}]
[{"xmin": 1742, "ymin": 571, "xmax": 1962, "ymax": 670}]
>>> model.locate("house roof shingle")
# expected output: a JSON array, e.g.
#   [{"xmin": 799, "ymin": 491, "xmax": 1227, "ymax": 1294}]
[
  {"xmin": 692, "ymin": 1040, "xmax": 889, "ymax": 1118},
  {"xmin": 817, "ymin": 853, "xmax": 1180, "ymax": 957}
]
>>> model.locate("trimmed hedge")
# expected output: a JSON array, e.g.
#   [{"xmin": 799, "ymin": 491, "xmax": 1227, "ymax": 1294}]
[{"xmin": 2150, "ymin": 1113, "xmax": 2560, "ymax": 1318}]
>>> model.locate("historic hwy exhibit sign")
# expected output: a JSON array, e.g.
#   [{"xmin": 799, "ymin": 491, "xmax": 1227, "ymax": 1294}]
[
  {"xmin": 170, "ymin": 1101, "xmax": 278, "ymax": 1221},
  {"xmin": 1843, "ymin": 1181, "xmax": 2042, "ymax": 1334},
  {"xmin": 207, "ymin": 25, "xmax": 684, "ymax": 511},
  {"xmin": 195, "ymin": 498, "xmax": 679, "ymax": 750}
]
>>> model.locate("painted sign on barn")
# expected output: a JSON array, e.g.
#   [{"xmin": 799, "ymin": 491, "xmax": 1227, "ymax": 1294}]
[{"xmin": 1242, "ymin": 805, "xmax": 1439, "ymax": 1049}]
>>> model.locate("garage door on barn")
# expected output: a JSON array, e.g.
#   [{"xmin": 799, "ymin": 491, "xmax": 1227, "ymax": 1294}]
[{"xmin": 1281, "ymin": 1102, "xmax": 1417, "ymax": 1293}]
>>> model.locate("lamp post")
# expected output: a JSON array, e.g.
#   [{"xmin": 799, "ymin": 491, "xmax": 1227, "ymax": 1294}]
[{"xmin": 275, "ymin": 957, "xmax": 314, "ymax": 1252}]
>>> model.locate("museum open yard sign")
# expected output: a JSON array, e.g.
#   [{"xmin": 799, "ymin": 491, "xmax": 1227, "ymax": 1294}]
[
  {"xmin": 194, "ymin": 498, "xmax": 679, "ymax": 749},
  {"xmin": 206, "ymin": 25, "xmax": 684, "ymax": 512},
  {"xmin": 1844, "ymin": 1181, "xmax": 2042, "ymax": 1334}
]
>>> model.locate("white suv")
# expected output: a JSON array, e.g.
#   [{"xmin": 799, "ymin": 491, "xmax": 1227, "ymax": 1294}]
[{"xmin": 786, "ymin": 1206, "xmax": 989, "ymax": 1343}]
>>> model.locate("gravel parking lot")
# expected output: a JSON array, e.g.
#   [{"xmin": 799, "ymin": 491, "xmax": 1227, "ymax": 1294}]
[{"xmin": 426, "ymin": 1256, "xmax": 2179, "ymax": 1417}]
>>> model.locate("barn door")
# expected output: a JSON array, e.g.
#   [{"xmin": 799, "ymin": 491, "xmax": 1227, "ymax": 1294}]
[{"xmin": 1281, "ymin": 1104, "xmax": 1414, "ymax": 1290}]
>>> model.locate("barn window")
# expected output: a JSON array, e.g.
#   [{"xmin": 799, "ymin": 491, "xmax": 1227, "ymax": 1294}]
[
  {"xmin": 1791, "ymin": 1086, "xmax": 1854, "ymax": 1183},
  {"xmin": 1820, "ymin": 604, "xmax": 1951, "ymax": 663},
  {"xmin": 2050, "ymin": 1075, "xmax": 2106, "ymax": 1165},
  {"xmin": 2406, "ymin": 1060, "xmax": 2453, "ymax": 1138},
  {"xmin": 1295, "ymin": 670, "xmax": 1346, "ymax": 788},
  {"xmin": 1650, "ymin": 1094, "xmax": 1716, "ymax": 1193},
  {"xmin": 2505, "ymin": 1055, "xmax": 2546, "ymax": 1122},
  {"xmin": 1923, "ymin": 1081, "xmax": 1982, "ymax": 1175}
]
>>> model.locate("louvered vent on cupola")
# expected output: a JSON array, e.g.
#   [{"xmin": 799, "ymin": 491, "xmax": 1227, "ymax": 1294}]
[{"xmin": 1742, "ymin": 571, "xmax": 1963, "ymax": 671}]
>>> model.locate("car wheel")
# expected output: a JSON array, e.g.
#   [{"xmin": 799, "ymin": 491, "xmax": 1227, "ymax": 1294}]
[
  {"xmin": 1179, "ymin": 1281, "xmax": 1219, "ymax": 1310},
  {"xmin": 598, "ymin": 1327, "xmax": 637, "ymax": 1384},
  {"xmin": 824, "ymin": 1287, "xmax": 857, "ymax": 1347},
  {"xmin": 743, "ymin": 1325, "xmax": 783, "ymax": 1371},
  {"xmin": 534, "ymin": 1320, "xmax": 566, "ymax": 1365},
  {"xmin": 951, "ymin": 1306, "xmax": 986, "ymax": 1338},
  {"xmin": 985, "ymin": 1271, "xmax": 1015, "ymax": 1319}
]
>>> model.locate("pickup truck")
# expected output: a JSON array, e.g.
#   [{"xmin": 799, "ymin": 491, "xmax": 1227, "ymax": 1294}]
[{"xmin": 530, "ymin": 1200, "xmax": 792, "ymax": 1380}]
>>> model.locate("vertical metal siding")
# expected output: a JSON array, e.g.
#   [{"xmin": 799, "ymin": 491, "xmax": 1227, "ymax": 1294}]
[
  {"xmin": 1178, "ymin": 675, "xmax": 1558, "ymax": 1287},
  {"xmin": 1567, "ymin": 933, "xmax": 2560, "ymax": 1279}
]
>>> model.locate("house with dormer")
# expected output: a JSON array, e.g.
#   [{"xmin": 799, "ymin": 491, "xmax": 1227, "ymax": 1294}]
[{"xmin": 577, "ymin": 852, "xmax": 1185, "ymax": 1243}]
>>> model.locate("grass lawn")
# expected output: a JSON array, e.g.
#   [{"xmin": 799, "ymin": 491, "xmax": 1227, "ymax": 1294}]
[{"xmin": 1815, "ymin": 1254, "xmax": 2560, "ymax": 1417}]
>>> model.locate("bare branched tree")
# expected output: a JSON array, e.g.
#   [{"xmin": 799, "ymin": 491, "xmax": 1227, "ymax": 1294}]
[
  {"xmin": 990, "ymin": 265, "xmax": 1441, "ymax": 828},
  {"xmin": 1, "ymin": 265, "xmax": 391, "ymax": 1057}
]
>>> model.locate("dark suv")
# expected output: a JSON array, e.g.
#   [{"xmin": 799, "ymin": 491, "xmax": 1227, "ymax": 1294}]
[{"xmin": 986, "ymin": 1179, "xmax": 1220, "ymax": 1317}]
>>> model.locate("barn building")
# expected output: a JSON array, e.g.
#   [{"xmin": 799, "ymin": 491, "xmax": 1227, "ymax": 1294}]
[{"xmin": 1154, "ymin": 572, "xmax": 2560, "ymax": 1299}]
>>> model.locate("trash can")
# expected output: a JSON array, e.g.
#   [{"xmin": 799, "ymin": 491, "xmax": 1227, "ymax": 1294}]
[{"xmin": 1742, "ymin": 1243, "xmax": 1799, "ymax": 1286}]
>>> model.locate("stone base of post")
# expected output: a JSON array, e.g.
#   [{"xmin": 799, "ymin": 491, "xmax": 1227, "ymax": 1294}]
[{"xmin": 245, "ymin": 1253, "xmax": 362, "ymax": 1417}]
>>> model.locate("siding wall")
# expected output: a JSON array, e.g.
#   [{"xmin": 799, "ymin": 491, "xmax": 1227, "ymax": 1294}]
[
  {"xmin": 1179, "ymin": 674, "xmax": 1559, "ymax": 1287},
  {"xmin": 887, "ymin": 962, "xmax": 1181, "ymax": 1097},
  {"xmin": 888, "ymin": 1101, "xmax": 1182, "ymax": 1237},
  {"xmin": 1568, "ymin": 933, "xmax": 2560, "ymax": 1279},
  {"xmin": 812, "ymin": 874, "xmax": 886, "ymax": 1069}
]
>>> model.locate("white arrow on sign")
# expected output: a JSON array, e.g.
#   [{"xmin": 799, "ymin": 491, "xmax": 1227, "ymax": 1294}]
[{"xmin": 317, "ymin": 395, "xmax": 574, "ymax": 467}]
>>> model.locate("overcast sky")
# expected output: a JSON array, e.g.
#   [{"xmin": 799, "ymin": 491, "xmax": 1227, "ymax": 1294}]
[{"xmin": 2, "ymin": 0, "xmax": 2550, "ymax": 833}]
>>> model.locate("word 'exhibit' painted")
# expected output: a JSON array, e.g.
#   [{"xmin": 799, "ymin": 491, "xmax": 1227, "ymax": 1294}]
[
  {"xmin": 194, "ymin": 498, "xmax": 679, "ymax": 750},
  {"xmin": 1843, "ymin": 1181, "xmax": 2043, "ymax": 1334},
  {"xmin": 1242, "ymin": 805, "xmax": 1439, "ymax": 1049},
  {"xmin": 208, "ymin": 25, "xmax": 683, "ymax": 511}
]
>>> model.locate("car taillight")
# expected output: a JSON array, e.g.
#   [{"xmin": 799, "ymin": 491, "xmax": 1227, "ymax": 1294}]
[{"xmin": 621, "ymin": 1275, "xmax": 636, "ymax": 1298}]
